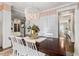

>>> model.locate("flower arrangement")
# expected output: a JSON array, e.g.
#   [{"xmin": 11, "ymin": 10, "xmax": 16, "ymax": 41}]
[
  {"xmin": 31, "ymin": 25, "xmax": 40, "ymax": 33},
  {"xmin": 27, "ymin": 24, "xmax": 40, "ymax": 39}
]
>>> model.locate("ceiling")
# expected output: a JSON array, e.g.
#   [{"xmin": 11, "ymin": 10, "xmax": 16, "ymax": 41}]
[
  {"xmin": 7, "ymin": 2, "xmax": 75, "ymax": 13},
  {"xmin": 6, "ymin": 2, "xmax": 76, "ymax": 19}
]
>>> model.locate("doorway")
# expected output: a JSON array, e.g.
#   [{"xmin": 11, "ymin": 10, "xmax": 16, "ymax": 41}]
[{"xmin": 58, "ymin": 9, "xmax": 75, "ymax": 56}]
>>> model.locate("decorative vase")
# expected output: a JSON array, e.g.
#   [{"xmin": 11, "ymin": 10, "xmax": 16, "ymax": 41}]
[{"xmin": 31, "ymin": 30, "xmax": 38, "ymax": 39}]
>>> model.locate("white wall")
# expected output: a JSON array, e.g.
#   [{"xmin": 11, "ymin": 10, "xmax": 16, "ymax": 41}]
[
  {"xmin": 0, "ymin": 12, "xmax": 2, "ymax": 47},
  {"xmin": 0, "ymin": 10, "xmax": 11, "ymax": 49},
  {"xmin": 30, "ymin": 15, "xmax": 58, "ymax": 38},
  {"xmin": 2, "ymin": 10, "xmax": 11, "ymax": 49},
  {"xmin": 74, "ymin": 5, "xmax": 79, "ymax": 55}
]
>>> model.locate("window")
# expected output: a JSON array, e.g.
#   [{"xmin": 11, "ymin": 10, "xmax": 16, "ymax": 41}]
[
  {"xmin": 14, "ymin": 23, "xmax": 20, "ymax": 32},
  {"xmin": 14, "ymin": 19, "xmax": 21, "ymax": 32}
]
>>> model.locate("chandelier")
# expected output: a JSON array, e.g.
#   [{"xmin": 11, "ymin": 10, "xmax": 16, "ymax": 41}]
[{"xmin": 25, "ymin": 7, "xmax": 40, "ymax": 20}]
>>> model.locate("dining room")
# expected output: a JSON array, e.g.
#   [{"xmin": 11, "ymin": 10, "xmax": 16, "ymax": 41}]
[{"xmin": 0, "ymin": 2, "xmax": 79, "ymax": 56}]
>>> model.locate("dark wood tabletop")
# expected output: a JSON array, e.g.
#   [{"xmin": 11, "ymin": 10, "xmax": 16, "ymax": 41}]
[{"xmin": 36, "ymin": 38, "xmax": 66, "ymax": 56}]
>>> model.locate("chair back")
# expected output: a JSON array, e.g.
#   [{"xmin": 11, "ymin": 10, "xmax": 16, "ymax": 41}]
[
  {"xmin": 9, "ymin": 36, "xmax": 17, "ymax": 48},
  {"xmin": 15, "ymin": 37, "xmax": 28, "ymax": 56},
  {"xmin": 9, "ymin": 36, "xmax": 18, "ymax": 55},
  {"xmin": 24, "ymin": 39, "xmax": 39, "ymax": 56},
  {"xmin": 24, "ymin": 37, "xmax": 46, "ymax": 56}
]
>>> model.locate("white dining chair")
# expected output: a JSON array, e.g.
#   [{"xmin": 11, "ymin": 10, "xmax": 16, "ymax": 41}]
[
  {"xmin": 15, "ymin": 37, "xmax": 28, "ymax": 56},
  {"xmin": 9, "ymin": 36, "xmax": 19, "ymax": 56},
  {"xmin": 24, "ymin": 37, "xmax": 46, "ymax": 56}
]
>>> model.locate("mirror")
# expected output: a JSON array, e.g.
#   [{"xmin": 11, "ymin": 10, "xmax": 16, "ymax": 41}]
[{"xmin": 58, "ymin": 9, "xmax": 75, "ymax": 55}]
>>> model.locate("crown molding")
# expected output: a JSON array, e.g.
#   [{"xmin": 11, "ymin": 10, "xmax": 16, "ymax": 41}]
[{"xmin": 41, "ymin": 3, "xmax": 77, "ymax": 12}]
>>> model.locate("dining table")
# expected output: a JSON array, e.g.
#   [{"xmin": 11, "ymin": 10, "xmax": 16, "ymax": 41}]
[
  {"xmin": 36, "ymin": 38, "xmax": 66, "ymax": 56},
  {"xmin": 23, "ymin": 36, "xmax": 66, "ymax": 56}
]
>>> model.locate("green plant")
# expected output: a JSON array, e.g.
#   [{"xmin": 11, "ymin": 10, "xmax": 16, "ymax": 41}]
[
  {"xmin": 27, "ymin": 26, "xmax": 31, "ymax": 32},
  {"xmin": 27, "ymin": 25, "xmax": 40, "ymax": 33},
  {"xmin": 31, "ymin": 25, "xmax": 40, "ymax": 33},
  {"xmin": 27, "ymin": 24, "xmax": 40, "ymax": 39}
]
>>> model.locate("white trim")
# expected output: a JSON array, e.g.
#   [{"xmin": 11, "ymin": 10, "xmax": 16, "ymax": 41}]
[
  {"xmin": 57, "ymin": 4, "xmax": 77, "ymax": 13},
  {"xmin": 41, "ymin": 3, "xmax": 77, "ymax": 12}
]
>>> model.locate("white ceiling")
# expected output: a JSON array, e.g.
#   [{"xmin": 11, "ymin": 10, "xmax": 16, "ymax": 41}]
[{"xmin": 7, "ymin": 2, "xmax": 75, "ymax": 13}]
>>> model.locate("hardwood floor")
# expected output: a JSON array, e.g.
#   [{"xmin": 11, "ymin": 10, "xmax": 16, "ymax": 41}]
[{"xmin": 0, "ymin": 48, "xmax": 12, "ymax": 56}]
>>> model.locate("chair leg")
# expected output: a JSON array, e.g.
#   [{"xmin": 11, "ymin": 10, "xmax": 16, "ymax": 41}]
[
  {"xmin": 13, "ymin": 50, "xmax": 18, "ymax": 56},
  {"xmin": 12, "ymin": 50, "xmax": 15, "ymax": 56}
]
